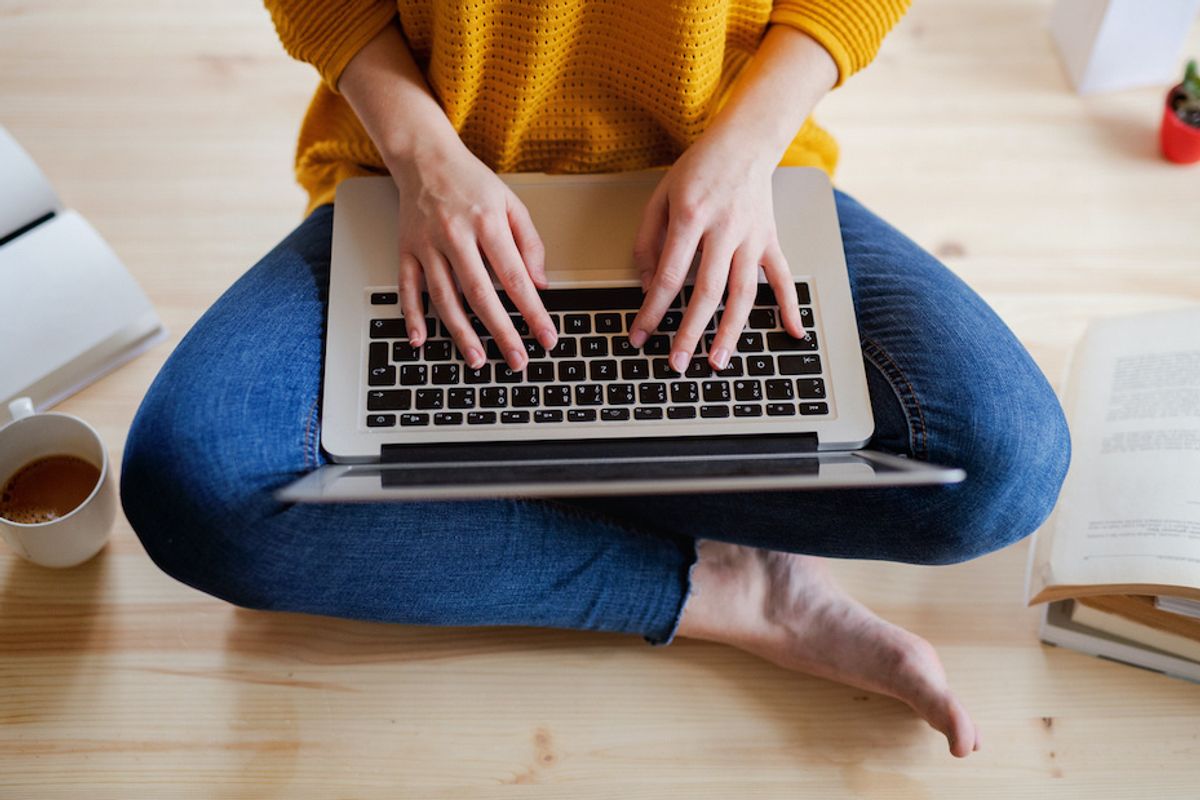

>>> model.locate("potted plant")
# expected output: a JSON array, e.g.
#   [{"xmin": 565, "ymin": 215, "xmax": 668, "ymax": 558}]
[{"xmin": 1161, "ymin": 59, "xmax": 1200, "ymax": 164}]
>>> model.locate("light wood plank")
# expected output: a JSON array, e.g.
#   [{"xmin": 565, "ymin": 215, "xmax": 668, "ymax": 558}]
[{"xmin": 2, "ymin": 0, "xmax": 1199, "ymax": 795}]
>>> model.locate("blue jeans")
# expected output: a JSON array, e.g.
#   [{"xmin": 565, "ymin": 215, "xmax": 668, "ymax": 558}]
[{"xmin": 120, "ymin": 192, "xmax": 1070, "ymax": 645}]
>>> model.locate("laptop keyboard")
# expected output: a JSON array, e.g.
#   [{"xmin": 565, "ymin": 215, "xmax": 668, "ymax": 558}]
[{"xmin": 364, "ymin": 284, "xmax": 828, "ymax": 429}]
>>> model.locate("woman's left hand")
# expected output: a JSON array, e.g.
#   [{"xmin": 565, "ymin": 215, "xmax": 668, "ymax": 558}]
[{"xmin": 628, "ymin": 134, "xmax": 808, "ymax": 373}]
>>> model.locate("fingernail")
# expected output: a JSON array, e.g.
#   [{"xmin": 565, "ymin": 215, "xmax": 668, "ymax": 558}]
[
  {"xmin": 629, "ymin": 328, "xmax": 647, "ymax": 348},
  {"xmin": 711, "ymin": 347, "xmax": 729, "ymax": 370},
  {"xmin": 507, "ymin": 348, "xmax": 527, "ymax": 370},
  {"xmin": 465, "ymin": 348, "xmax": 485, "ymax": 369},
  {"xmin": 536, "ymin": 326, "xmax": 557, "ymax": 349},
  {"xmin": 669, "ymin": 350, "xmax": 688, "ymax": 373}
]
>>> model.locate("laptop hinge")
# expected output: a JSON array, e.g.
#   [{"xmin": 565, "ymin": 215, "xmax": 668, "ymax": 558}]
[{"xmin": 381, "ymin": 432, "xmax": 819, "ymax": 465}]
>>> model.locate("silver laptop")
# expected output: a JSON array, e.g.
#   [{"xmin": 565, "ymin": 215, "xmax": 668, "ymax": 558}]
[{"xmin": 277, "ymin": 168, "xmax": 963, "ymax": 502}]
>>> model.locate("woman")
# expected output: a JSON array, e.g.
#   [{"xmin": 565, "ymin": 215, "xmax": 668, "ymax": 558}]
[{"xmin": 120, "ymin": 0, "xmax": 1070, "ymax": 758}]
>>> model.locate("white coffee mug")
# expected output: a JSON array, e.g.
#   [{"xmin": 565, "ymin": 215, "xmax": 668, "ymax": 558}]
[{"xmin": 0, "ymin": 397, "xmax": 116, "ymax": 568}]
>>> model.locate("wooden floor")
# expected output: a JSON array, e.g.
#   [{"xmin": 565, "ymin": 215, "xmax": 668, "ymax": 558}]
[{"xmin": 3, "ymin": 1, "xmax": 1199, "ymax": 796}]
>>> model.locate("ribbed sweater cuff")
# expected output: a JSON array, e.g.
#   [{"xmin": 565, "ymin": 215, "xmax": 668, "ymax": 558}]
[
  {"xmin": 266, "ymin": 0, "xmax": 398, "ymax": 91},
  {"xmin": 769, "ymin": 0, "xmax": 909, "ymax": 87}
]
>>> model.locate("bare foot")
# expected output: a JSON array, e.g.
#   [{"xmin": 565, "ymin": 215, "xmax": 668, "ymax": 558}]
[{"xmin": 675, "ymin": 540, "xmax": 981, "ymax": 758}]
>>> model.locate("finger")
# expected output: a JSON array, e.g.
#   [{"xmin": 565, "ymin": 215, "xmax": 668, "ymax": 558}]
[
  {"xmin": 398, "ymin": 251, "xmax": 427, "ymax": 347},
  {"xmin": 422, "ymin": 249, "xmax": 487, "ymax": 369},
  {"xmin": 669, "ymin": 234, "xmax": 735, "ymax": 373},
  {"xmin": 480, "ymin": 224, "xmax": 557, "ymax": 350},
  {"xmin": 629, "ymin": 212, "xmax": 701, "ymax": 348},
  {"xmin": 763, "ymin": 242, "xmax": 805, "ymax": 338},
  {"xmin": 632, "ymin": 179, "xmax": 668, "ymax": 292},
  {"xmin": 507, "ymin": 196, "xmax": 548, "ymax": 290},
  {"xmin": 444, "ymin": 236, "xmax": 528, "ymax": 371},
  {"xmin": 708, "ymin": 246, "xmax": 758, "ymax": 370}
]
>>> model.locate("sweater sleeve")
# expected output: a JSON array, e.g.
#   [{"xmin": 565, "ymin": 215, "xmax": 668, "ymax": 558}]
[
  {"xmin": 770, "ymin": 0, "xmax": 910, "ymax": 87},
  {"xmin": 263, "ymin": 0, "xmax": 397, "ymax": 90}
]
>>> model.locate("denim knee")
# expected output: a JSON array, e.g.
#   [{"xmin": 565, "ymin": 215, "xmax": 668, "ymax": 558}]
[{"xmin": 919, "ymin": 374, "xmax": 1071, "ymax": 565}]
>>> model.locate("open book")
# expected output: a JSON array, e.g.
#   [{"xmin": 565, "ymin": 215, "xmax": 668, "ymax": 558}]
[
  {"xmin": 0, "ymin": 126, "xmax": 165, "ymax": 412},
  {"xmin": 1026, "ymin": 307, "xmax": 1200, "ymax": 681}
]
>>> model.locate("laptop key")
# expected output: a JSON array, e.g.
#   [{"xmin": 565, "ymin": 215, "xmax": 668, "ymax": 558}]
[
  {"xmin": 368, "ymin": 365, "xmax": 396, "ymax": 386},
  {"xmin": 464, "ymin": 364, "xmax": 492, "ymax": 384},
  {"xmin": 501, "ymin": 410, "xmax": 529, "ymax": 423},
  {"xmin": 575, "ymin": 384, "xmax": 604, "ymax": 405},
  {"xmin": 734, "ymin": 404, "xmax": 762, "ymax": 417},
  {"xmin": 368, "ymin": 389, "xmax": 412, "ymax": 411},
  {"xmin": 607, "ymin": 384, "xmax": 636, "ymax": 405},
  {"xmin": 766, "ymin": 403, "xmax": 795, "ymax": 416},
  {"xmin": 512, "ymin": 387, "xmax": 540, "ymax": 407},
  {"xmin": 581, "ymin": 336, "xmax": 608, "ymax": 357},
  {"xmin": 496, "ymin": 365, "xmax": 523, "ymax": 383},
  {"xmin": 796, "ymin": 378, "xmax": 826, "ymax": 399},
  {"xmin": 468, "ymin": 411, "xmax": 496, "ymax": 424},
  {"xmin": 369, "ymin": 318, "xmax": 406, "ymax": 339},
  {"xmin": 527, "ymin": 361, "xmax": 555, "ymax": 382},
  {"xmin": 366, "ymin": 413, "xmax": 395, "ymax": 427},
  {"xmin": 799, "ymin": 402, "xmax": 830, "ymax": 415},
  {"xmin": 369, "ymin": 342, "xmax": 390, "ymax": 370},
  {"xmin": 589, "ymin": 359, "xmax": 618, "ymax": 380},
  {"xmin": 447, "ymin": 388, "xmax": 475, "ymax": 408},
  {"xmin": 544, "ymin": 385, "xmax": 572, "ymax": 406},
  {"xmin": 715, "ymin": 356, "xmax": 743, "ymax": 377},
  {"xmin": 424, "ymin": 340, "xmax": 453, "ymax": 361},
  {"xmin": 700, "ymin": 405, "xmax": 730, "ymax": 418},
  {"xmin": 667, "ymin": 406, "xmax": 697, "ymax": 419},
  {"xmin": 638, "ymin": 382, "xmax": 667, "ymax": 404},
  {"xmin": 564, "ymin": 314, "xmax": 591, "ymax": 334},
  {"xmin": 635, "ymin": 407, "xmax": 664, "ymax": 420},
  {"xmin": 558, "ymin": 361, "xmax": 586, "ymax": 381},
  {"xmin": 400, "ymin": 413, "xmax": 429, "ymax": 426},
  {"xmin": 510, "ymin": 315, "xmax": 530, "ymax": 335},
  {"xmin": 799, "ymin": 307, "xmax": 815, "ymax": 328},
  {"xmin": 432, "ymin": 364, "xmax": 460, "ymax": 385},
  {"xmin": 549, "ymin": 338, "xmax": 577, "ymax": 358},
  {"xmin": 522, "ymin": 339, "xmax": 545, "ymax": 358},
  {"xmin": 767, "ymin": 331, "xmax": 818, "ymax": 352},
  {"xmin": 470, "ymin": 317, "xmax": 488, "ymax": 335},
  {"xmin": 399, "ymin": 364, "xmax": 426, "ymax": 385},
  {"xmin": 777, "ymin": 354, "xmax": 822, "ymax": 375},
  {"xmin": 651, "ymin": 358, "xmax": 674, "ymax": 379},
  {"xmin": 601, "ymin": 408, "xmax": 630, "ymax": 421},
  {"xmin": 392, "ymin": 342, "xmax": 420, "ymax": 362},
  {"xmin": 702, "ymin": 381, "xmax": 730, "ymax": 402},
  {"xmin": 685, "ymin": 357, "xmax": 711, "ymax": 378},
  {"xmin": 737, "ymin": 332, "xmax": 764, "ymax": 352},
  {"xmin": 434, "ymin": 412, "xmax": 463, "ymax": 425},
  {"xmin": 535, "ymin": 410, "xmax": 564, "ymax": 423},
  {"xmin": 568, "ymin": 409, "xmax": 597, "ymax": 422},
  {"xmin": 481, "ymin": 387, "xmax": 508, "ymax": 408},
  {"xmin": 766, "ymin": 379, "xmax": 794, "ymax": 400},
  {"xmin": 734, "ymin": 380, "xmax": 763, "ymax": 402},
  {"xmin": 370, "ymin": 292, "xmax": 398, "ymax": 305},
  {"xmin": 747, "ymin": 355, "xmax": 774, "ymax": 376},
  {"xmin": 658, "ymin": 311, "xmax": 683, "ymax": 332},
  {"xmin": 415, "ymin": 389, "xmax": 444, "ymax": 410},
  {"xmin": 621, "ymin": 359, "xmax": 649, "ymax": 380},
  {"xmin": 747, "ymin": 308, "xmax": 775, "ymax": 329},
  {"xmin": 612, "ymin": 336, "xmax": 637, "ymax": 357},
  {"xmin": 644, "ymin": 335, "xmax": 671, "ymax": 355},
  {"xmin": 595, "ymin": 313, "xmax": 621, "ymax": 333},
  {"xmin": 670, "ymin": 382, "xmax": 699, "ymax": 404}
]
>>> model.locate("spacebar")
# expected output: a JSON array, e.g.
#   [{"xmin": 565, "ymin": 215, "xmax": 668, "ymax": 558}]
[{"xmin": 516, "ymin": 287, "xmax": 646, "ymax": 311}]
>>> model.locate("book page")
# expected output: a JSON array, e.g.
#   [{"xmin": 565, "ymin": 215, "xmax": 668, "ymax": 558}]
[
  {"xmin": 1028, "ymin": 307, "xmax": 1200, "ymax": 603},
  {"xmin": 0, "ymin": 126, "xmax": 61, "ymax": 240}
]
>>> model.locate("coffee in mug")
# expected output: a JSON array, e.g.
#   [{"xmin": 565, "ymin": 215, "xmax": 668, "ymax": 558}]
[{"xmin": 1, "ymin": 454, "xmax": 103, "ymax": 524}]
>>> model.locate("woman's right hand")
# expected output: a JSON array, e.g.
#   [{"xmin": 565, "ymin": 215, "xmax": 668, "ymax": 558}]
[{"xmin": 389, "ymin": 143, "xmax": 556, "ymax": 371}]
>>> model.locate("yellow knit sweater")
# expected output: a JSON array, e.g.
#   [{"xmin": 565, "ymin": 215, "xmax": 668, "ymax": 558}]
[{"xmin": 265, "ymin": 0, "xmax": 909, "ymax": 214}]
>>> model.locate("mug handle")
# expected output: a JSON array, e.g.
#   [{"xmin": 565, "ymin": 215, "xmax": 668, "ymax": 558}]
[{"xmin": 8, "ymin": 397, "xmax": 34, "ymax": 422}]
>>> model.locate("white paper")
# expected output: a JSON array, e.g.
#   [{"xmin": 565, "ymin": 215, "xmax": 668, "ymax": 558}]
[
  {"xmin": 0, "ymin": 125, "xmax": 61, "ymax": 239},
  {"xmin": 1029, "ymin": 308, "xmax": 1200, "ymax": 601}
]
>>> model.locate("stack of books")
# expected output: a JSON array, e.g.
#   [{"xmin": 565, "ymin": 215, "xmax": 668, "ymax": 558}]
[{"xmin": 1026, "ymin": 308, "xmax": 1200, "ymax": 682}]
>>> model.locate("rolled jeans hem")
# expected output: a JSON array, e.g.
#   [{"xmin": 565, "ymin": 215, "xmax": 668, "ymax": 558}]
[{"xmin": 643, "ymin": 537, "xmax": 700, "ymax": 647}]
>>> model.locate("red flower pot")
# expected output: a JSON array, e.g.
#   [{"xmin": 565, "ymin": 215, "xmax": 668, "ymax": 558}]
[{"xmin": 1161, "ymin": 84, "xmax": 1200, "ymax": 164}]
